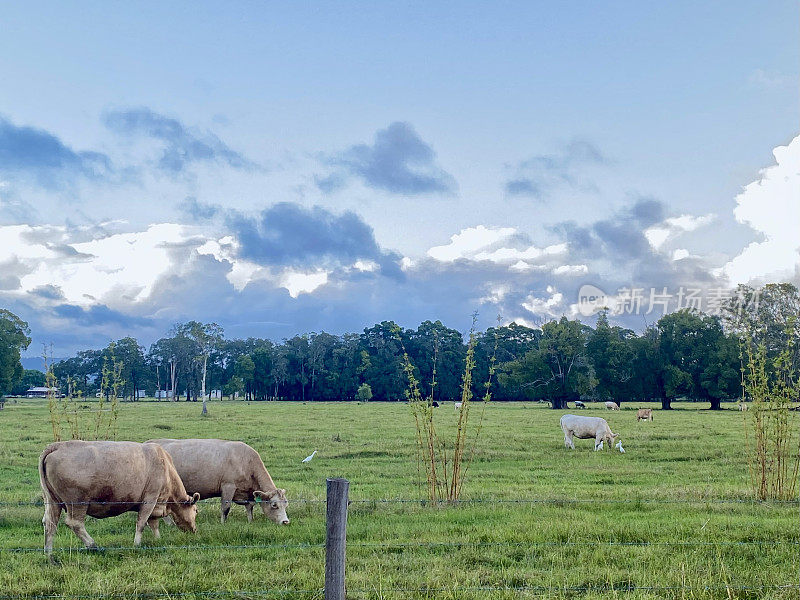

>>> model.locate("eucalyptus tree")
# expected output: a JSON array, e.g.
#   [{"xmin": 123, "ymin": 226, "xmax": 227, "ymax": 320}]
[{"xmin": 181, "ymin": 321, "xmax": 224, "ymax": 415}]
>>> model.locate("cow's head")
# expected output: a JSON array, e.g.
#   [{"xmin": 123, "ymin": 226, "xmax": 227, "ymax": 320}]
[
  {"xmin": 254, "ymin": 489, "xmax": 289, "ymax": 525},
  {"xmin": 169, "ymin": 492, "xmax": 200, "ymax": 532},
  {"xmin": 604, "ymin": 431, "xmax": 619, "ymax": 446}
]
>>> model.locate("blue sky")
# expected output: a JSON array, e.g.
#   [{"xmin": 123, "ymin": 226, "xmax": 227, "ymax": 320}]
[{"xmin": 1, "ymin": 1, "xmax": 798, "ymax": 354}]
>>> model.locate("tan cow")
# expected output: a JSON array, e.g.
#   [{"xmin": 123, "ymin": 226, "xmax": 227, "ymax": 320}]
[
  {"xmin": 605, "ymin": 401, "xmax": 620, "ymax": 410},
  {"xmin": 148, "ymin": 439, "xmax": 289, "ymax": 525},
  {"xmin": 636, "ymin": 408, "xmax": 653, "ymax": 422},
  {"xmin": 38, "ymin": 441, "xmax": 199, "ymax": 555}
]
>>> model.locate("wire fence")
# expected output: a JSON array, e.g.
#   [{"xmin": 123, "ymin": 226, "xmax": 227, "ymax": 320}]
[
  {"xmin": 1, "ymin": 489, "xmax": 797, "ymax": 599},
  {"xmin": 1, "ymin": 496, "xmax": 799, "ymax": 507}
]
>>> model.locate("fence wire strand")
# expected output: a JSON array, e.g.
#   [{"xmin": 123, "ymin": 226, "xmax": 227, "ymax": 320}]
[{"xmin": 1, "ymin": 496, "xmax": 798, "ymax": 507}]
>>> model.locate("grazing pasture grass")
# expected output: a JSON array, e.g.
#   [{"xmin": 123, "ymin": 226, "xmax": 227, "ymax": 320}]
[{"xmin": 0, "ymin": 399, "xmax": 797, "ymax": 599}]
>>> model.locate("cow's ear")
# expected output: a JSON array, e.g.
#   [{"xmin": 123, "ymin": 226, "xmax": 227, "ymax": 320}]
[
  {"xmin": 254, "ymin": 490, "xmax": 266, "ymax": 503},
  {"xmin": 277, "ymin": 488, "xmax": 286, "ymax": 498},
  {"xmin": 190, "ymin": 492, "xmax": 200, "ymax": 505}
]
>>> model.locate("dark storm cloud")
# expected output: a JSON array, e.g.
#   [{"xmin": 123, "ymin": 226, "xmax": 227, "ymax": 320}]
[
  {"xmin": 505, "ymin": 138, "xmax": 606, "ymax": 199},
  {"xmin": 53, "ymin": 303, "xmax": 152, "ymax": 328},
  {"xmin": 0, "ymin": 116, "xmax": 112, "ymax": 185},
  {"xmin": 103, "ymin": 107, "xmax": 255, "ymax": 173},
  {"xmin": 228, "ymin": 202, "xmax": 403, "ymax": 277},
  {"xmin": 317, "ymin": 122, "xmax": 456, "ymax": 195},
  {"xmin": 553, "ymin": 198, "xmax": 667, "ymax": 259}
]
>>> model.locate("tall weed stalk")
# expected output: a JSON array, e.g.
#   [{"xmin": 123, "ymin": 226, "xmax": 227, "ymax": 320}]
[
  {"xmin": 401, "ymin": 315, "xmax": 497, "ymax": 502},
  {"xmin": 45, "ymin": 343, "xmax": 124, "ymax": 442},
  {"xmin": 741, "ymin": 320, "xmax": 800, "ymax": 500}
]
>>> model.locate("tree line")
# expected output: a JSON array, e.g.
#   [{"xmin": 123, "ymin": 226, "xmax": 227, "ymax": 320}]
[{"xmin": 0, "ymin": 283, "xmax": 796, "ymax": 410}]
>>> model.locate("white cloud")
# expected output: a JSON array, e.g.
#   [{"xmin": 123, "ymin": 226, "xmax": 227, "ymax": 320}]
[
  {"xmin": 427, "ymin": 225, "xmax": 567, "ymax": 268},
  {"xmin": 279, "ymin": 269, "xmax": 329, "ymax": 298},
  {"xmin": 427, "ymin": 225, "xmax": 516, "ymax": 261},
  {"xmin": 552, "ymin": 264, "xmax": 588, "ymax": 276},
  {"xmin": 644, "ymin": 214, "xmax": 715, "ymax": 250},
  {"xmin": 721, "ymin": 134, "xmax": 800, "ymax": 285},
  {"xmin": 522, "ymin": 287, "xmax": 564, "ymax": 316},
  {"xmin": 1, "ymin": 223, "xmax": 198, "ymax": 306}
]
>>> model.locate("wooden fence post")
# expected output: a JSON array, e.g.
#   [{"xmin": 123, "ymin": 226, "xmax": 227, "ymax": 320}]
[{"xmin": 324, "ymin": 477, "xmax": 349, "ymax": 600}]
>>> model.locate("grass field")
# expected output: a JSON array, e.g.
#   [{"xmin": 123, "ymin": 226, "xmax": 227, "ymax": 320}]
[{"xmin": 0, "ymin": 399, "xmax": 797, "ymax": 599}]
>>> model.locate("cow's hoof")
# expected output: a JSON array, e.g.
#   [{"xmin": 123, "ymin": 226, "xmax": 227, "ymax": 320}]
[{"xmin": 47, "ymin": 554, "xmax": 61, "ymax": 566}]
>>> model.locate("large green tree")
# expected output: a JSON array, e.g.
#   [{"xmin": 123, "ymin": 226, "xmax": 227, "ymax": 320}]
[
  {"xmin": 657, "ymin": 310, "xmax": 740, "ymax": 409},
  {"xmin": 586, "ymin": 311, "xmax": 635, "ymax": 404},
  {"xmin": 503, "ymin": 317, "xmax": 590, "ymax": 409},
  {"xmin": 0, "ymin": 309, "xmax": 31, "ymax": 395}
]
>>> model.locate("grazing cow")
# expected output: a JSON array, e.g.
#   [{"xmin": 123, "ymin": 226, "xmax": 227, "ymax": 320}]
[
  {"xmin": 148, "ymin": 439, "xmax": 288, "ymax": 525},
  {"xmin": 636, "ymin": 408, "xmax": 653, "ymax": 422},
  {"xmin": 560, "ymin": 414, "xmax": 618, "ymax": 451},
  {"xmin": 38, "ymin": 441, "xmax": 199, "ymax": 555},
  {"xmin": 454, "ymin": 401, "xmax": 463, "ymax": 410},
  {"xmin": 432, "ymin": 401, "xmax": 440, "ymax": 408},
  {"xmin": 574, "ymin": 400, "xmax": 586, "ymax": 409},
  {"xmin": 739, "ymin": 403, "xmax": 748, "ymax": 412},
  {"xmin": 605, "ymin": 401, "xmax": 620, "ymax": 410}
]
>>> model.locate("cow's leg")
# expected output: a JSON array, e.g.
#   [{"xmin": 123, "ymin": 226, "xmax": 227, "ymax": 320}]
[
  {"xmin": 64, "ymin": 505, "xmax": 97, "ymax": 549},
  {"xmin": 594, "ymin": 434, "xmax": 603, "ymax": 451},
  {"xmin": 564, "ymin": 430, "xmax": 575, "ymax": 449},
  {"xmin": 42, "ymin": 501, "xmax": 62, "ymax": 556},
  {"xmin": 134, "ymin": 500, "xmax": 157, "ymax": 546},
  {"xmin": 148, "ymin": 517, "xmax": 161, "ymax": 539},
  {"xmin": 245, "ymin": 501, "xmax": 255, "ymax": 523},
  {"xmin": 220, "ymin": 484, "xmax": 236, "ymax": 523}
]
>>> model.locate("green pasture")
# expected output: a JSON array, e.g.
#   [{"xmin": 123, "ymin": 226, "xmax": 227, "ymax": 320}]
[{"xmin": 0, "ymin": 399, "xmax": 796, "ymax": 599}]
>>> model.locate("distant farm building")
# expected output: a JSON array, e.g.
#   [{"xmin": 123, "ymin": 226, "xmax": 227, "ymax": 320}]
[{"xmin": 25, "ymin": 387, "xmax": 60, "ymax": 398}]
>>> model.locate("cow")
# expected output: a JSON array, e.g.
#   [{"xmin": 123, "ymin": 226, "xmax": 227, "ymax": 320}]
[
  {"xmin": 454, "ymin": 401, "xmax": 463, "ymax": 410},
  {"xmin": 739, "ymin": 403, "xmax": 748, "ymax": 412},
  {"xmin": 560, "ymin": 414, "xmax": 618, "ymax": 451},
  {"xmin": 148, "ymin": 439, "xmax": 288, "ymax": 525},
  {"xmin": 38, "ymin": 440, "xmax": 199, "ymax": 555},
  {"xmin": 605, "ymin": 401, "xmax": 620, "ymax": 410},
  {"xmin": 574, "ymin": 400, "xmax": 586, "ymax": 409},
  {"xmin": 636, "ymin": 408, "xmax": 653, "ymax": 422}
]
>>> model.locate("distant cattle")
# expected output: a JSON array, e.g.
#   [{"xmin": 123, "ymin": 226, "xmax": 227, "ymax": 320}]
[
  {"xmin": 454, "ymin": 401, "xmax": 463, "ymax": 410},
  {"xmin": 636, "ymin": 408, "xmax": 653, "ymax": 422},
  {"xmin": 39, "ymin": 441, "xmax": 199, "ymax": 555},
  {"xmin": 605, "ymin": 401, "xmax": 620, "ymax": 410},
  {"xmin": 739, "ymin": 403, "xmax": 748, "ymax": 412},
  {"xmin": 148, "ymin": 439, "xmax": 288, "ymax": 525},
  {"xmin": 560, "ymin": 414, "xmax": 618, "ymax": 451},
  {"xmin": 432, "ymin": 401, "xmax": 440, "ymax": 408},
  {"xmin": 574, "ymin": 400, "xmax": 587, "ymax": 409}
]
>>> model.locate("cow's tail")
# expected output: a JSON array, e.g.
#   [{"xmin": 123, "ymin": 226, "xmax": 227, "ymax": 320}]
[{"xmin": 38, "ymin": 444, "xmax": 62, "ymax": 528}]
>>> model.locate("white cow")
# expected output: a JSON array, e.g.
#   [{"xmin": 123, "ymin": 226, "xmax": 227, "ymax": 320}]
[
  {"xmin": 560, "ymin": 414, "xmax": 618, "ymax": 451},
  {"xmin": 605, "ymin": 401, "xmax": 620, "ymax": 410},
  {"xmin": 454, "ymin": 401, "xmax": 463, "ymax": 410}
]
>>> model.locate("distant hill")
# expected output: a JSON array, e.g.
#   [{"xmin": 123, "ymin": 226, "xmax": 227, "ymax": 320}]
[{"xmin": 20, "ymin": 357, "xmax": 64, "ymax": 372}]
